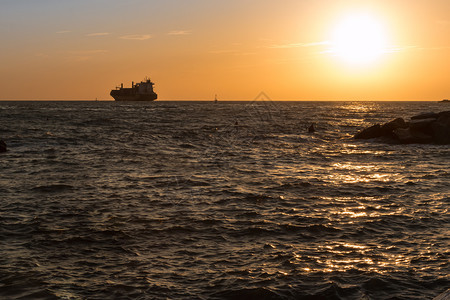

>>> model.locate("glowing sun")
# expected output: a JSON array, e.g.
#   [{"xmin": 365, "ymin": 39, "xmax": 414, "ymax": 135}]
[{"xmin": 330, "ymin": 13, "xmax": 388, "ymax": 65}]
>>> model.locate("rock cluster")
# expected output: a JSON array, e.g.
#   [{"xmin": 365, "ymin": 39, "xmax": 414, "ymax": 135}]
[{"xmin": 354, "ymin": 111, "xmax": 450, "ymax": 144}]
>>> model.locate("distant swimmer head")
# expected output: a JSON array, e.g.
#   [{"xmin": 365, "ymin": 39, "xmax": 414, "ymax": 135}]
[{"xmin": 0, "ymin": 140, "xmax": 7, "ymax": 153}]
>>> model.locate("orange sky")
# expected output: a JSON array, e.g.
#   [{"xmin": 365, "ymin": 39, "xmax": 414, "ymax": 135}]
[{"xmin": 0, "ymin": 0, "xmax": 449, "ymax": 100}]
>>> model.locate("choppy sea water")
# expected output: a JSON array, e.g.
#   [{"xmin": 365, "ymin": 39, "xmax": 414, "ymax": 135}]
[{"xmin": 0, "ymin": 100, "xmax": 448, "ymax": 300}]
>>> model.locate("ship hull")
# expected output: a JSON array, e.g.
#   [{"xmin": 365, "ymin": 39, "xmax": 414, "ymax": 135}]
[{"xmin": 110, "ymin": 90, "xmax": 157, "ymax": 101}]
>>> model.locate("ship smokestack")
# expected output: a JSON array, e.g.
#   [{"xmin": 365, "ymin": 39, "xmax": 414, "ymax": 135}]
[{"xmin": 121, "ymin": 83, "xmax": 123, "ymax": 89}]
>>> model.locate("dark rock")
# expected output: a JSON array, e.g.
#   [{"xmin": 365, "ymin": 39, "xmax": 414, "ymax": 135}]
[
  {"xmin": 431, "ymin": 123, "xmax": 450, "ymax": 144},
  {"xmin": 354, "ymin": 111, "xmax": 449, "ymax": 144},
  {"xmin": 413, "ymin": 132, "xmax": 434, "ymax": 144},
  {"xmin": 411, "ymin": 112, "xmax": 439, "ymax": 120},
  {"xmin": 392, "ymin": 128, "xmax": 412, "ymax": 143},
  {"xmin": 433, "ymin": 288, "xmax": 450, "ymax": 300},
  {"xmin": 0, "ymin": 140, "xmax": 6, "ymax": 153},
  {"xmin": 437, "ymin": 111, "xmax": 450, "ymax": 124},
  {"xmin": 380, "ymin": 118, "xmax": 407, "ymax": 135},
  {"xmin": 354, "ymin": 124, "xmax": 382, "ymax": 139},
  {"xmin": 431, "ymin": 111, "xmax": 450, "ymax": 144},
  {"xmin": 393, "ymin": 128, "xmax": 433, "ymax": 144},
  {"xmin": 409, "ymin": 118, "xmax": 437, "ymax": 132},
  {"xmin": 438, "ymin": 110, "xmax": 450, "ymax": 118}
]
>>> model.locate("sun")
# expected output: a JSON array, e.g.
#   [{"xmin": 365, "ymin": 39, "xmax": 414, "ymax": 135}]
[{"xmin": 330, "ymin": 13, "xmax": 388, "ymax": 65}]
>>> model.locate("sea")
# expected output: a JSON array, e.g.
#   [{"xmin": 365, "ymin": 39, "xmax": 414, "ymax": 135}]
[{"xmin": 0, "ymin": 100, "xmax": 448, "ymax": 300}]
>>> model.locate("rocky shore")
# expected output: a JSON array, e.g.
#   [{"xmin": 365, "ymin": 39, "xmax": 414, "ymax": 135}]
[{"xmin": 354, "ymin": 111, "xmax": 450, "ymax": 144}]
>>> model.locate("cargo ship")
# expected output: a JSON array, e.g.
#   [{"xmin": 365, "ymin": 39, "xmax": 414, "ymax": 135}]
[{"xmin": 110, "ymin": 78, "xmax": 157, "ymax": 101}]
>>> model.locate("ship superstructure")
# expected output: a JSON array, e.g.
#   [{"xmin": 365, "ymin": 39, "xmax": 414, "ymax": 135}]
[{"xmin": 110, "ymin": 78, "xmax": 158, "ymax": 101}]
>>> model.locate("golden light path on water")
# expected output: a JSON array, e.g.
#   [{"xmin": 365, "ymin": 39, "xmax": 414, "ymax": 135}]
[
  {"xmin": 194, "ymin": 101, "xmax": 444, "ymax": 284},
  {"xmin": 279, "ymin": 99, "xmax": 442, "ymax": 276}
]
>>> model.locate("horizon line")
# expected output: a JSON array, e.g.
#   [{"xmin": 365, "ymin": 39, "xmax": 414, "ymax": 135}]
[{"xmin": 0, "ymin": 99, "xmax": 444, "ymax": 102}]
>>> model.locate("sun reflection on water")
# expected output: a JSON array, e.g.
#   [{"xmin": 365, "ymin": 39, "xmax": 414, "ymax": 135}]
[
  {"xmin": 326, "ymin": 162, "xmax": 402, "ymax": 184},
  {"xmin": 339, "ymin": 102, "xmax": 381, "ymax": 113},
  {"xmin": 338, "ymin": 210, "xmax": 368, "ymax": 218},
  {"xmin": 296, "ymin": 242, "xmax": 416, "ymax": 274}
]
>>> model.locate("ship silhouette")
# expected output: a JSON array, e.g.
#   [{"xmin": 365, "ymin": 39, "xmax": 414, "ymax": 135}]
[{"xmin": 110, "ymin": 78, "xmax": 157, "ymax": 101}]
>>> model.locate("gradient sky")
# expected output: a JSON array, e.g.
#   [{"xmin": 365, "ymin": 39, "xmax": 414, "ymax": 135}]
[{"xmin": 1, "ymin": 0, "xmax": 449, "ymax": 100}]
